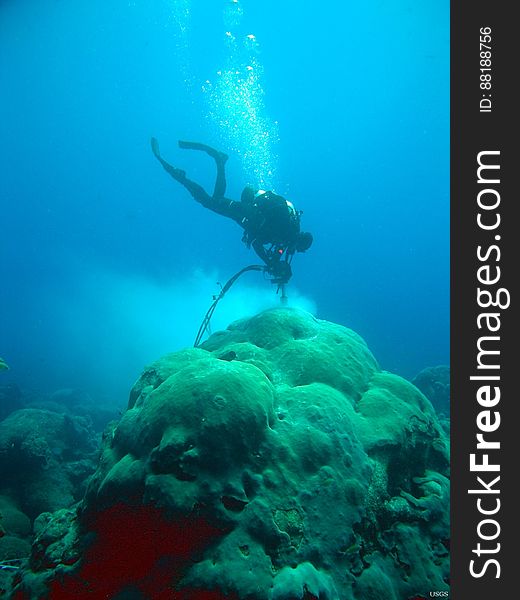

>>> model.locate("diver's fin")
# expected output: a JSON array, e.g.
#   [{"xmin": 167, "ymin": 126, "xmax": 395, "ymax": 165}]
[
  {"xmin": 178, "ymin": 140, "xmax": 228, "ymax": 163},
  {"xmin": 150, "ymin": 137, "xmax": 161, "ymax": 159}
]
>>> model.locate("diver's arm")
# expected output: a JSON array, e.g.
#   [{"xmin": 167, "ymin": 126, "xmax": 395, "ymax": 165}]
[
  {"xmin": 252, "ymin": 241, "xmax": 272, "ymax": 265},
  {"xmin": 253, "ymin": 241, "xmax": 292, "ymax": 282}
]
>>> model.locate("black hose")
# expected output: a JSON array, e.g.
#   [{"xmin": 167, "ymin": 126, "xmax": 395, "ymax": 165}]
[{"xmin": 194, "ymin": 264, "xmax": 266, "ymax": 347}]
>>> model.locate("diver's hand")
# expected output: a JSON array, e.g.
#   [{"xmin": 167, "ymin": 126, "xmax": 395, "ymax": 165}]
[{"xmin": 150, "ymin": 137, "xmax": 161, "ymax": 159}]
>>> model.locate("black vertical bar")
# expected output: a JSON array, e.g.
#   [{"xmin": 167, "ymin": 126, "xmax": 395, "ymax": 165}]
[{"xmin": 451, "ymin": 1, "xmax": 515, "ymax": 598}]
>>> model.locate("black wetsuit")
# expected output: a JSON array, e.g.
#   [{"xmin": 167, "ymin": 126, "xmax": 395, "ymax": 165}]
[{"xmin": 152, "ymin": 140, "xmax": 300, "ymax": 279}]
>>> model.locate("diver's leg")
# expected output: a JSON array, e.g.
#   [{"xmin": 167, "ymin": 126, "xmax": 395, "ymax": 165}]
[
  {"xmin": 178, "ymin": 140, "xmax": 228, "ymax": 199},
  {"xmin": 151, "ymin": 138, "xmax": 244, "ymax": 221},
  {"xmin": 212, "ymin": 152, "xmax": 228, "ymax": 199},
  {"xmin": 151, "ymin": 137, "xmax": 211, "ymax": 204}
]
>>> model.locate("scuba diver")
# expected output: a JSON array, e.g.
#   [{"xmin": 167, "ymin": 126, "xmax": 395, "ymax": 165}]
[{"xmin": 150, "ymin": 138, "xmax": 313, "ymax": 285}]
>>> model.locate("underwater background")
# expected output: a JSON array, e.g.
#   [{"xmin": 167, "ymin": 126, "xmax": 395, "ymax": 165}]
[
  {"xmin": 0, "ymin": 0, "xmax": 449, "ymax": 410},
  {"xmin": 0, "ymin": 2, "xmax": 450, "ymax": 598}
]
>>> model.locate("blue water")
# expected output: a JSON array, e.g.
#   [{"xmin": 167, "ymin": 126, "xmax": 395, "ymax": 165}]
[{"xmin": 0, "ymin": 0, "xmax": 449, "ymax": 407}]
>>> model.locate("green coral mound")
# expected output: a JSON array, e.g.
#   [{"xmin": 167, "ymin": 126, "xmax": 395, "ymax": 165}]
[{"xmin": 15, "ymin": 308, "xmax": 449, "ymax": 599}]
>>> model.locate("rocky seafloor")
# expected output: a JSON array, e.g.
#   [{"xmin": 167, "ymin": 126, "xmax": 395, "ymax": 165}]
[{"xmin": 2, "ymin": 308, "xmax": 449, "ymax": 599}]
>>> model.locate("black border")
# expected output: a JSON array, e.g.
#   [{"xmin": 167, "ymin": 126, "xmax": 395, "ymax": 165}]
[{"xmin": 451, "ymin": 2, "xmax": 515, "ymax": 597}]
